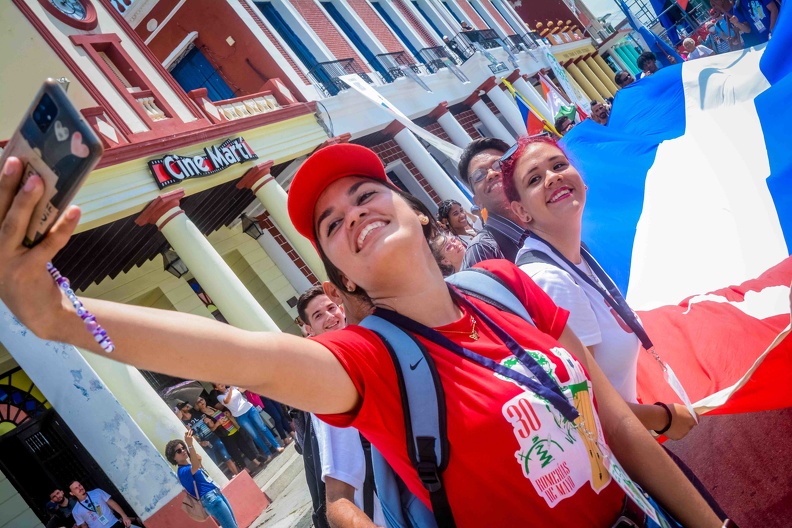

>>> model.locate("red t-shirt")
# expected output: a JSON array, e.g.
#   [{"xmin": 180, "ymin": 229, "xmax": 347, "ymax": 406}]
[{"xmin": 314, "ymin": 261, "xmax": 625, "ymax": 527}]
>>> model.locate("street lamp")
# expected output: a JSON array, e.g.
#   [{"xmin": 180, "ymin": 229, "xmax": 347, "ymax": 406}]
[
  {"xmin": 241, "ymin": 213, "xmax": 264, "ymax": 240},
  {"xmin": 162, "ymin": 248, "xmax": 189, "ymax": 278}
]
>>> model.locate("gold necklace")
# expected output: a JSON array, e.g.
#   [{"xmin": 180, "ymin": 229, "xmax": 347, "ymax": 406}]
[{"xmin": 440, "ymin": 315, "xmax": 480, "ymax": 340}]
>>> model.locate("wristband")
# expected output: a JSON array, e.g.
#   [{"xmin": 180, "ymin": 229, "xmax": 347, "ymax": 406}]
[{"xmin": 653, "ymin": 402, "xmax": 673, "ymax": 435}]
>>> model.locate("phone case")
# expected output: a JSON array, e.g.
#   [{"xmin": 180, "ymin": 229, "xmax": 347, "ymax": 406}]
[{"xmin": 0, "ymin": 79, "xmax": 103, "ymax": 246}]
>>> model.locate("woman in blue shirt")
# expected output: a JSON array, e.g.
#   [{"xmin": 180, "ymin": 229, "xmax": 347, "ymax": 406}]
[{"xmin": 166, "ymin": 430, "xmax": 238, "ymax": 528}]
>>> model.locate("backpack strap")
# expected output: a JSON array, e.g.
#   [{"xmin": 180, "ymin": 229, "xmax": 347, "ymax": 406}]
[
  {"xmin": 359, "ymin": 434, "xmax": 375, "ymax": 520},
  {"xmin": 445, "ymin": 268, "xmax": 535, "ymax": 327},
  {"xmin": 360, "ymin": 316, "xmax": 454, "ymax": 528}
]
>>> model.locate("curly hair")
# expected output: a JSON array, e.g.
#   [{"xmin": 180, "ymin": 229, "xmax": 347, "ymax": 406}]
[
  {"xmin": 165, "ymin": 439, "xmax": 187, "ymax": 465},
  {"xmin": 501, "ymin": 135, "xmax": 565, "ymax": 204},
  {"xmin": 436, "ymin": 199, "xmax": 461, "ymax": 226}
]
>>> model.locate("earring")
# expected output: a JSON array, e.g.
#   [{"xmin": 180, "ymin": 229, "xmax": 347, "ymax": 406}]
[
  {"xmin": 346, "ymin": 283, "xmax": 356, "ymax": 292},
  {"xmin": 584, "ymin": 185, "xmax": 589, "ymax": 190},
  {"xmin": 418, "ymin": 214, "xmax": 429, "ymax": 225}
]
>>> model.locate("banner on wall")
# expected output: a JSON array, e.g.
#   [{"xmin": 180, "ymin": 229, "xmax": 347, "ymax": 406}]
[
  {"xmin": 339, "ymin": 74, "xmax": 463, "ymax": 162},
  {"xmin": 539, "ymin": 45, "xmax": 592, "ymax": 115}
]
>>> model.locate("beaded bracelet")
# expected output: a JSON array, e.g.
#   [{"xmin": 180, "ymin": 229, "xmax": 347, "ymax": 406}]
[{"xmin": 47, "ymin": 262, "xmax": 115, "ymax": 353}]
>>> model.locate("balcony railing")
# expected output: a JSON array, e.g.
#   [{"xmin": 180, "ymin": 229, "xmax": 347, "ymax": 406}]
[
  {"xmin": 375, "ymin": 51, "xmax": 422, "ymax": 83},
  {"xmin": 131, "ymin": 90, "xmax": 167, "ymax": 121},
  {"xmin": 308, "ymin": 59, "xmax": 373, "ymax": 97},
  {"xmin": 187, "ymin": 88, "xmax": 284, "ymax": 124},
  {"xmin": 458, "ymin": 29, "xmax": 502, "ymax": 50},
  {"xmin": 417, "ymin": 46, "xmax": 459, "ymax": 73},
  {"xmin": 506, "ymin": 34, "xmax": 536, "ymax": 52}
]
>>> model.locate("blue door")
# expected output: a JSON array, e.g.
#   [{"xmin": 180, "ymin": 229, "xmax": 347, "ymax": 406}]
[
  {"xmin": 321, "ymin": 2, "xmax": 393, "ymax": 82},
  {"xmin": 171, "ymin": 47, "xmax": 236, "ymax": 102},
  {"xmin": 371, "ymin": 1, "xmax": 425, "ymax": 63},
  {"xmin": 255, "ymin": 1, "xmax": 319, "ymax": 71}
]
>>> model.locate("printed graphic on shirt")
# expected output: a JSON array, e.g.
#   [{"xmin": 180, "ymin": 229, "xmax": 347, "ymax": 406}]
[{"xmin": 498, "ymin": 347, "xmax": 611, "ymax": 507}]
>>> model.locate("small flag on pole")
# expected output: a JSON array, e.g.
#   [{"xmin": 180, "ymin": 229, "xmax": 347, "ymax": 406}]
[{"xmin": 502, "ymin": 79, "xmax": 559, "ymax": 136}]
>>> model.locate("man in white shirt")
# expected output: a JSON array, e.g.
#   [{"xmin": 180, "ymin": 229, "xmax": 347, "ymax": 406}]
[
  {"xmin": 683, "ymin": 37, "xmax": 714, "ymax": 60},
  {"xmin": 297, "ymin": 285, "xmax": 385, "ymax": 527},
  {"xmin": 69, "ymin": 481, "xmax": 138, "ymax": 528}
]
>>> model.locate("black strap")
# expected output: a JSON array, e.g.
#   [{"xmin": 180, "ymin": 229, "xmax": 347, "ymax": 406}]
[
  {"xmin": 417, "ymin": 436, "xmax": 455, "ymax": 528},
  {"xmin": 359, "ymin": 434, "xmax": 375, "ymax": 520},
  {"xmin": 518, "ymin": 235, "xmax": 654, "ymax": 351}
]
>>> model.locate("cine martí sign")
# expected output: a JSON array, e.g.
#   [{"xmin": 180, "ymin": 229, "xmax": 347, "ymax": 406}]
[{"xmin": 148, "ymin": 137, "xmax": 258, "ymax": 189}]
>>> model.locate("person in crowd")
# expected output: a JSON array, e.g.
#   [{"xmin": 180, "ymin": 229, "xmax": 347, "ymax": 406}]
[
  {"xmin": 442, "ymin": 35, "xmax": 465, "ymax": 63},
  {"xmin": 167, "ymin": 430, "xmax": 238, "ymax": 528},
  {"xmin": 46, "ymin": 487, "xmax": 77, "ymax": 528},
  {"xmin": 716, "ymin": 0, "xmax": 776, "ymax": 45},
  {"xmin": 683, "ymin": 37, "xmax": 714, "ymax": 60},
  {"xmin": 501, "ymin": 135, "xmax": 727, "ymax": 519},
  {"xmin": 636, "ymin": 51, "xmax": 660, "ymax": 78},
  {"xmin": 458, "ymin": 138, "xmax": 531, "ymax": 269},
  {"xmin": 431, "ymin": 232, "xmax": 465, "ymax": 276},
  {"xmin": 589, "ymin": 100, "xmax": 610, "ymax": 125},
  {"xmin": 243, "ymin": 389, "xmax": 294, "ymax": 443},
  {"xmin": 0, "ymin": 150, "xmax": 727, "ymax": 527},
  {"xmin": 195, "ymin": 395, "xmax": 267, "ymax": 469},
  {"xmin": 554, "ymin": 115, "xmax": 576, "ymax": 135},
  {"xmin": 297, "ymin": 285, "xmax": 384, "ymax": 528},
  {"xmin": 704, "ymin": 20, "xmax": 731, "ymax": 53},
  {"xmin": 69, "ymin": 481, "xmax": 137, "ymax": 528},
  {"xmin": 436, "ymin": 199, "xmax": 477, "ymax": 246},
  {"xmin": 460, "ymin": 21, "xmax": 474, "ymax": 32},
  {"xmin": 178, "ymin": 401, "xmax": 240, "ymax": 476},
  {"xmin": 213, "ymin": 383, "xmax": 284, "ymax": 460},
  {"xmin": 614, "ymin": 71, "xmax": 635, "ymax": 89},
  {"xmin": 711, "ymin": 0, "xmax": 753, "ymax": 48}
]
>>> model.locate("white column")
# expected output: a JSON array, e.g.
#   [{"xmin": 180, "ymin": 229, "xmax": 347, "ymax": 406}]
[
  {"xmin": 513, "ymin": 76, "xmax": 553, "ymax": 122},
  {"xmin": 0, "ymin": 302, "xmax": 181, "ymax": 520},
  {"xmin": 238, "ymin": 163, "xmax": 327, "ymax": 281},
  {"xmin": 257, "ymin": 227, "xmax": 314, "ymax": 293},
  {"xmin": 486, "ymin": 83, "xmax": 527, "ymax": 136},
  {"xmin": 136, "ymin": 190, "xmax": 280, "ymax": 332},
  {"xmin": 392, "ymin": 128, "xmax": 473, "ymax": 210},
  {"xmin": 436, "ymin": 111, "xmax": 473, "ymax": 148},
  {"xmin": 80, "ymin": 353, "xmax": 228, "ymax": 485},
  {"xmin": 470, "ymin": 99, "xmax": 515, "ymax": 143}
]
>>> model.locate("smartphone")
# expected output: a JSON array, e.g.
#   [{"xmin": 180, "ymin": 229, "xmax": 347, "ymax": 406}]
[{"xmin": 0, "ymin": 79, "xmax": 103, "ymax": 247}]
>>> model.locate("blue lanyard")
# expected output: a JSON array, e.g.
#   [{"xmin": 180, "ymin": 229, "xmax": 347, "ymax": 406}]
[
  {"xmin": 528, "ymin": 233, "xmax": 654, "ymax": 351},
  {"xmin": 373, "ymin": 287, "xmax": 580, "ymax": 423}
]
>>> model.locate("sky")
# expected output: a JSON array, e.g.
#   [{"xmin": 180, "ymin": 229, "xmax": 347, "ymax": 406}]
[{"xmin": 581, "ymin": 0, "xmax": 627, "ymax": 24}]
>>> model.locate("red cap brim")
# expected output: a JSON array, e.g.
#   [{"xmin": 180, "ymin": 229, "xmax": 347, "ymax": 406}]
[{"xmin": 287, "ymin": 143, "xmax": 388, "ymax": 245}]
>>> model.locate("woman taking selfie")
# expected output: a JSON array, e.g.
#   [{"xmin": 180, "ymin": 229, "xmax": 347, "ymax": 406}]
[
  {"xmin": 0, "ymin": 149, "xmax": 724, "ymax": 527},
  {"xmin": 166, "ymin": 430, "xmax": 238, "ymax": 528}
]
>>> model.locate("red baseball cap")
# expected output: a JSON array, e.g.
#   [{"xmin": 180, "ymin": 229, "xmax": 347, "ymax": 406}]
[{"xmin": 287, "ymin": 143, "xmax": 389, "ymax": 245}]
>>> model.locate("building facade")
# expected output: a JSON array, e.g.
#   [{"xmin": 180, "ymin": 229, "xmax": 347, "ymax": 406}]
[{"xmin": 0, "ymin": 1, "xmax": 633, "ymax": 526}]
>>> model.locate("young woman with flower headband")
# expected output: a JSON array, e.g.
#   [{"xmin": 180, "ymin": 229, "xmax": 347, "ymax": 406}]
[{"xmin": 0, "ymin": 151, "xmax": 726, "ymax": 527}]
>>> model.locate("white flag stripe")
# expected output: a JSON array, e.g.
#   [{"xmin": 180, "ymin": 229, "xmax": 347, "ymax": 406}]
[{"xmin": 626, "ymin": 47, "xmax": 788, "ymax": 310}]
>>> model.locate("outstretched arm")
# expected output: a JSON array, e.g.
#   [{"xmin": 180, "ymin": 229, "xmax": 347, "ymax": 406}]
[
  {"xmin": 558, "ymin": 326, "xmax": 721, "ymax": 528},
  {"xmin": 0, "ymin": 157, "xmax": 359, "ymax": 415}
]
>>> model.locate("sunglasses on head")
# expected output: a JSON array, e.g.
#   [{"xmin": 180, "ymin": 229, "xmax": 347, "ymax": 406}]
[{"xmin": 468, "ymin": 143, "xmax": 519, "ymax": 186}]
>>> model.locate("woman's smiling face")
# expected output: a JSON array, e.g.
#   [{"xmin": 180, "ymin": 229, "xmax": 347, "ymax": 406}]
[
  {"xmin": 313, "ymin": 177, "xmax": 428, "ymax": 293},
  {"xmin": 509, "ymin": 142, "xmax": 586, "ymax": 231}
]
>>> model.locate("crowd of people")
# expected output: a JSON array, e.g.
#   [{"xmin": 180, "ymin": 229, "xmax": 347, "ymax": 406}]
[{"xmin": 11, "ymin": 12, "xmax": 780, "ymax": 525}]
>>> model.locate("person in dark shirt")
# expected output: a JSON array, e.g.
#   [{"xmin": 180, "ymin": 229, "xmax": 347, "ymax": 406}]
[
  {"xmin": 46, "ymin": 488, "xmax": 77, "ymax": 528},
  {"xmin": 178, "ymin": 402, "xmax": 239, "ymax": 476},
  {"xmin": 458, "ymin": 138, "xmax": 530, "ymax": 268}
]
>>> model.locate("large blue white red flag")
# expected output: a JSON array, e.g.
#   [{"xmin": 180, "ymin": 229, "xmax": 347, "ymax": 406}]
[{"xmin": 560, "ymin": 8, "xmax": 792, "ymax": 415}]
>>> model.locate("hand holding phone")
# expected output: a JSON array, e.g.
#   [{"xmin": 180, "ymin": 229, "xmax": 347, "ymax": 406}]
[{"xmin": 0, "ymin": 78, "xmax": 103, "ymax": 246}]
